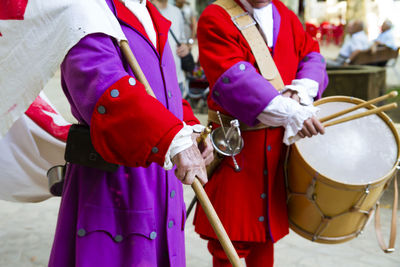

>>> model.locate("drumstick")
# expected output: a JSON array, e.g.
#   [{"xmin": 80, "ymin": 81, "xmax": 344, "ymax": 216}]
[
  {"xmin": 323, "ymin": 102, "xmax": 398, "ymax": 127},
  {"xmin": 320, "ymin": 91, "xmax": 398, "ymax": 123}
]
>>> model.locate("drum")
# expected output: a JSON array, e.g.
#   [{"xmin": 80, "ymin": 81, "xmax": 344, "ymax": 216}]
[{"xmin": 286, "ymin": 96, "xmax": 400, "ymax": 243}]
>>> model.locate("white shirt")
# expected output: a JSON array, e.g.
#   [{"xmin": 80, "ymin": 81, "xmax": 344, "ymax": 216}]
[
  {"xmin": 339, "ymin": 31, "xmax": 370, "ymax": 58},
  {"xmin": 240, "ymin": 0, "xmax": 274, "ymax": 47},
  {"xmin": 376, "ymin": 28, "xmax": 397, "ymax": 50},
  {"xmin": 123, "ymin": 0, "xmax": 157, "ymax": 48}
]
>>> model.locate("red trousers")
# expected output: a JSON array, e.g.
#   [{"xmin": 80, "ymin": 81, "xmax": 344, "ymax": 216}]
[{"xmin": 208, "ymin": 239, "xmax": 274, "ymax": 267}]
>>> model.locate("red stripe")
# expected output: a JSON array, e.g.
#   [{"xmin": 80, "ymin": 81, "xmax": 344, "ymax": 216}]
[
  {"xmin": 25, "ymin": 95, "xmax": 71, "ymax": 142},
  {"xmin": 0, "ymin": 0, "xmax": 28, "ymax": 20}
]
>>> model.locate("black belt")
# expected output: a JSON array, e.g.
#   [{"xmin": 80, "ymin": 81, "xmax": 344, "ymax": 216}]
[{"xmin": 65, "ymin": 124, "xmax": 119, "ymax": 172}]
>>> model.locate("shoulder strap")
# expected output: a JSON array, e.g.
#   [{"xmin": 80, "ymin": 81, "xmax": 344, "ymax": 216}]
[{"xmin": 213, "ymin": 0, "xmax": 284, "ymax": 91}]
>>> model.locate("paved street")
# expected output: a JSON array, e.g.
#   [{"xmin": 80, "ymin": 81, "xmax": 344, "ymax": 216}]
[
  {"xmin": 0, "ymin": 188, "xmax": 399, "ymax": 266},
  {"xmin": 0, "ymin": 45, "xmax": 400, "ymax": 266}
]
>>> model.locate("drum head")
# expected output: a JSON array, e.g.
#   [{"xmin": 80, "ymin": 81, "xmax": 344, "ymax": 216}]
[{"xmin": 295, "ymin": 97, "xmax": 399, "ymax": 185}]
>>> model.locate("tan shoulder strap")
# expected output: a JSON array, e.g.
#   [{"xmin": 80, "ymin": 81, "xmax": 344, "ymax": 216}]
[{"xmin": 213, "ymin": 0, "xmax": 284, "ymax": 91}]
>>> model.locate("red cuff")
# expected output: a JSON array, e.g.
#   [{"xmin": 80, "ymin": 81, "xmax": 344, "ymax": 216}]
[
  {"xmin": 90, "ymin": 75, "xmax": 183, "ymax": 167},
  {"xmin": 182, "ymin": 99, "xmax": 200, "ymax": 126}
]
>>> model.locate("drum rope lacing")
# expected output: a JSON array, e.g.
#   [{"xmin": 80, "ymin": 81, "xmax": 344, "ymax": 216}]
[{"xmin": 287, "ymin": 174, "xmax": 378, "ymax": 242}]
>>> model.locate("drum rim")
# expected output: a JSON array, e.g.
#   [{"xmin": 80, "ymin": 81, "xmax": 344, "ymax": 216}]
[{"xmin": 292, "ymin": 95, "xmax": 400, "ymax": 188}]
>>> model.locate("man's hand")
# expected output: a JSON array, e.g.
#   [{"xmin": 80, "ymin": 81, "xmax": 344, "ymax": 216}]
[
  {"xmin": 282, "ymin": 89, "xmax": 300, "ymax": 103},
  {"xmin": 177, "ymin": 44, "xmax": 190, "ymax": 58},
  {"xmin": 172, "ymin": 144, "xmax": 207, "ymax": 185},
  {"xmin": 192, "ymin": 132, "xmax": 214, "ymax": 165},
  {"xmin": 298, "ymin": 116, "xmax": 325, "ymax": 138}
]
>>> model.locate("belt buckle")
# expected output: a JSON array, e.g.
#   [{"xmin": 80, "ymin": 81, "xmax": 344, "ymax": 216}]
[{"xmin": 231, "ymin": 12, "xmax": 256, "ymax": 31}]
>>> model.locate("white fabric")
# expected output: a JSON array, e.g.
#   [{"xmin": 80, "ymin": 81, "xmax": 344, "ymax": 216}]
[
  {"xmin": 339, "ymin": 31, "xmax": 370, "ymax": 58},
  {"xmin": 158, "ymin": 4, "xmax": 187, "ymax": 84},
  {"xmin": 257, "ymin": 96, "xmax": 319, "ymax": 145},
  {"xmin": 282, "ymin": 78, "xmax": 319, "ymax": 106},
  {"xmin": 375, "ymin": 28, "xmax": 397, "ymax": 50},
  {"xmin": 163, "ymin": 123, "xmax": 193, "ymax": 170},
  {"xmin": 163, "ymin": 123, "xmax": 206, "ymax": 170},
  {"xmin": 0, "ymin": 0, "xmax": 126, "ymax": 138},
  {"xmin": 123, "ymin": 0, "xmax": 158, "ymax": 48},
  {"xmin": 240, "ymin": 0, "xmax": 274, "ymax": 47},
  {"xmin": 0, "ymin": 114, "xmax": 66, "ymax": 203}
]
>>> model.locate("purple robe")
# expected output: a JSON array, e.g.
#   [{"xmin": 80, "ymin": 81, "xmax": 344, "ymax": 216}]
[{"xmin": 49, "ymin": 1, "xmax": 187, "ymax": 266}]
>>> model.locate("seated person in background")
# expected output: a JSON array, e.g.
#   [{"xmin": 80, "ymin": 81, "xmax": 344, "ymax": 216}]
[
  {"xmin": 327, "ymin": 20, "xmax": 370, "ymax": 66},
  {"xmin": 372, "ymin": 20, "xmax": 397, "ymax": 51},
  {"xmin": 369, "ymin": 20, "xmax": 397, "ymax": 66}
]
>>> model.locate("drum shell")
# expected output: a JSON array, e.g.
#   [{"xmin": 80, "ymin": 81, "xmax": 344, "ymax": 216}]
[{"xmin": 286, "ymin": 96, "xmax": 400, "ymax": 244}]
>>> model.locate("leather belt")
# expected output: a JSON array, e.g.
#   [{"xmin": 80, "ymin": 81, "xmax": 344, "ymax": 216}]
[{"xmin": 208, "ymin": 109, "xmax": 269, "ymax": 131}]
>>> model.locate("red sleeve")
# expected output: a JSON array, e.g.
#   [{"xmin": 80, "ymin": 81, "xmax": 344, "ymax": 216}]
[
  {"xmin": 182, "ymin": 99, "xmax": 200, "ymax": 125},
  {"xmin": 90, "ymin": 75, "xmax": 183, "ymax": 167},
  {"xmin": 197, "ymin": 4, "xmax": 254, "ymax": 90}
]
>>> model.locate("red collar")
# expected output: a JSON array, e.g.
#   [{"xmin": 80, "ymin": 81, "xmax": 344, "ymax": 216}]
[{"xmin": 112, "ymin": 0, "xmax": 171, "ymax": 56}]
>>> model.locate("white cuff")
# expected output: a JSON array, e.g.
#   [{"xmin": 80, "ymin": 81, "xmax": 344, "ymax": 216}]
[
  {"xmin": 282, "ymin": 78, "xmax": 319, "ymax": 106},
  {"xmin": 163, "ymin": 123, "xmax": 194, "ymax": 170},
  {"xmin": 191, "ymin": 124, "xmax": 206, "ymax": 133},
  {"xmin": 256, "ymin": 95, "xmax": 319, "ymax": 145}
]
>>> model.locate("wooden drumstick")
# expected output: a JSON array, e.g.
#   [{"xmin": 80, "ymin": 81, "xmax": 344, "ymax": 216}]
[
  {"xmin": 320, "ymin": 91, "xmax": 398, "ymax": 123},
  {"xmin": 323, "ymin": 102, "xmax": 398, "ymax": 127}
]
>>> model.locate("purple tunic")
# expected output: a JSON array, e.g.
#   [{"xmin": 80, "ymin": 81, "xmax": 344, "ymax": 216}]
[{"xmin": 48, "ymin": 1, "xmax": 186, "ymax": 266}]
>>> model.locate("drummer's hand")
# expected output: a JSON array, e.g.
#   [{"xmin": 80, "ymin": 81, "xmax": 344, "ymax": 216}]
[
  {"xmin": 192, "ymin": 132, "xmax": 214, "ymax": 165},
  {"xmin": 282, "ymin": 90, "xmax": 300, "ymax": 103},
  {"xmin": 172, "ymin": 144, "xmax": 208, "ymax": 185},
  {"xmin": 298, "ymin": 116, "xmax": 325, "ymax": 138}
]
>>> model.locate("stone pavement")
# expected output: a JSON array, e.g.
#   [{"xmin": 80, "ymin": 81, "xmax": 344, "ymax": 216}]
[
  {"xmin": 1, "ymin": 45, "xmax": 400, "ymax": 267},
  {"xmin": 0, "ymin": 188, "xmax": 399, "ymax": 267}
]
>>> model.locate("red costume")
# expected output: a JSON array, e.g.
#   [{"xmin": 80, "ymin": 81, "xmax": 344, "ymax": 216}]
[{"xmin": 193, "ymin": 0, "xmax": 327, "ymax": 266}]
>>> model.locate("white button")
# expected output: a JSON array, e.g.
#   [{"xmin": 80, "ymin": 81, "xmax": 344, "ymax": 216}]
[
  {"xmin": 239, "ymin": 64, "xmax": 246, "ymax": 71},
  {"xmin": 97, "ymin": 106, "xmax": 106, "ymax": 114},
  {"xmin": 150, "ymin": 231, "xmax": 157, "ymax": 240},
  {"xmin": 110, "ymin": 89, "xmax": 119, "ymax": 98},
  {"xmin": 129, "ymin": 77, "xmax": 136, "ymax": 86}
]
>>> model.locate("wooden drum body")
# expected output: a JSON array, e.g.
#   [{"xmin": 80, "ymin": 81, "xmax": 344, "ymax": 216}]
[{"xmin": 286, "ymin": 96, "xmax": 400, "ymax": 243}]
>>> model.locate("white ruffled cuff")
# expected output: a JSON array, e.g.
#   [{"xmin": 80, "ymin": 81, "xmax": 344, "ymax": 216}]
[
  {"xmin": 282, "ymin": 78, "xmax": 319, "ymax": 106},
  {"xmin": 163, "ymin": 123, "xmax": 194, "ymax": 170},
  {"xmin": 256, "ymin": 95, "xmax": 319, "ymax": 145}
]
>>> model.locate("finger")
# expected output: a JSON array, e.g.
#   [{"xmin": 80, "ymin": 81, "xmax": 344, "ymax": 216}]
[
  {"xmin": 201, "ymin": 144, "xmax": 213, "ymax": 158},
  {"xmin": 195, "ymin": 166, "xmax": 208, "ymax": 185},
  {"xmin": 298, "ymin": 131, "xmax": 305, "ymax": 138},
  {"xmin": 175, "ymin": 167, "xmax": 186, "ymax": 182},
  {"xmin": 291, "ymin": 93, "xmax": 300, "ymax": 103},
  {"xmin": 305, "ymin": 120, "xmax": 318, "ymax": 136},
  {"xmin": 301, "ymin": 126, "xmax": 311, "ymax": 138},
  {"xmin": 312, "ymin": 117, "xmax": 325, "ymax": 134},
  {"xmin": 204, "ymin": 153, "xmax": 214, "ymax": 166},
  {"xmin": 282, "ymin": 91, "xmax": 292, "ymax": 98},
  {"xmin": 182, "ymin": 170, "xmax": 195, "ymax": 185}
]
